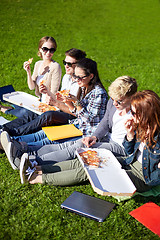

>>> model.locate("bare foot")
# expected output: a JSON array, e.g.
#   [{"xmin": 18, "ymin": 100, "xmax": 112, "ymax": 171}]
[
  {"xmin": 0, "ymin": 105, "xmax": 13, "ymax": 113},
  {"xmin": 29, "ymin": 172, "xmax": 43, "ymax": 184}
]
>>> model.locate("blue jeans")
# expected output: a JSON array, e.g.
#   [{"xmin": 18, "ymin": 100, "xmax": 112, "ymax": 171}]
[
  {"xmin": 13, "ymin": 129, "xmax": 81, "ymax": 152},
  {"xmin": 5, "ymin": 104, "xmax": 34, "ymax": 118},
  {"xmin": 2, "ymin": 110, "xmax": 76, "ymax": 136}
]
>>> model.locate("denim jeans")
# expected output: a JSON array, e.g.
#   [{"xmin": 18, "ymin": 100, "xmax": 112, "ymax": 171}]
[
  {"xmin": 2, "ymin": 110, "xmax": 76, "ymax": 136},
  {"xmin": 14, "ymin": 129, "xmax": 81, "ymax": 152},
  {"xmin": 5, "ymin": 104, "xmax": 34, "ymax": 118}
]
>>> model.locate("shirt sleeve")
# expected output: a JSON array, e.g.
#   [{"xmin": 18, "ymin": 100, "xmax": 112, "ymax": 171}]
[
  {"xmin": 77, "ymin": 88, "xmax": 107, "ymax": 123},
  {"xmin": 93, "ymin": 98, "xmax": 112, "ymax": 140}
]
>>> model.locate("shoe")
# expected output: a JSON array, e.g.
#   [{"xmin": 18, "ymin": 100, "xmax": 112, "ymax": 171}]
[
  {"xmin": 0, "ymin": 129, "xmax": 4, "ymax": 151},
  {"xmin": 20, "ymin": 153, "xmax": 36, "ymax": 184},
  {"xmin": 0, "ymin": 105, "xmax": 13, "ymax": 113},
  {"xmin": 4, "ymin": 142, "xmax": 20, "ymax": 170},
  {"xmin": 1, "ymin": 131, "xmax": 11, "ymax": 150}
]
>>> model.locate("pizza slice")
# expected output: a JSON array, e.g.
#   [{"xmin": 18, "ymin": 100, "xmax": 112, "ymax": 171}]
[{"xmin": 28, "ymin": 58, "xmax": 33, "ymax": 64}]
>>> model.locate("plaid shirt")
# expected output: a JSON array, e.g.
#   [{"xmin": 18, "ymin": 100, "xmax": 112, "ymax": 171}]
[{"xmin": 70, "ymin": 85, "xmax": 108, "ymax": 136}]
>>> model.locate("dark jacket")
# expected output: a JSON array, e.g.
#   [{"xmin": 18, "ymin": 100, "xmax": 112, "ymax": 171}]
[
  {"xmin": 122, "ymin": 134, "xmax": 160, "ymax": 186},
  {"xmin": 93, "ymin": 98, "xmax": 116, "ymax": 140}
]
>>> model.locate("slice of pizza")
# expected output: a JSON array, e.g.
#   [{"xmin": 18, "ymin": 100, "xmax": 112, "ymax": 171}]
[
  {"xmin": 58, "ymin": 90, "xmax": 70, "ymax": 97},
  {"xmin": 79, "ymin": 150, "xmax": 101, "ymax": 167},
  {"xmin": 28, "ymin": 58, "xmax": 33, "ymax": 64},
  {"xmin": 38, "ymin": 103, "xmax": 56, "ymax": 112}
]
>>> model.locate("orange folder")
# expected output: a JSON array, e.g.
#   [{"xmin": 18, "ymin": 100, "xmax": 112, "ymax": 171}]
[
  {"xmin": 129, "ymin": 202, "xmax": 160, "ymax": 236},
  {"xmin": 42, "ymin": 124, "xmax": 83, "ymax": 141}
]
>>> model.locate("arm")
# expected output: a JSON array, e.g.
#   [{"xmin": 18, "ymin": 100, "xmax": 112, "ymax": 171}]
[
  {"xmin": 93, "ymin": 98, "xmax": 114, "ymax": 140},
  {"xmin": 76, "ymin": 88, "xmax": 107, "ymax": 123},
  {"xmin": 23, "ymin": 60, "xmax": 37, "ymax": 90},
  {"xmin": 122, "ymin": 118, "xmax": 137, "ymax": 154}
]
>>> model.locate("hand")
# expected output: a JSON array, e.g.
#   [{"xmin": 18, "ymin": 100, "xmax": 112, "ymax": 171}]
[
  {"xmin": 23, "ymin": 61, "xmax": 31, "ymax": 73},
  {"xmin": 82, "ymin": 136, "xmax": 97, "ymax": 147},
  {"xmin": 124, "ymin": 118, "xmax": 136, "ymax": 141},
  {"xmin": 39, "ymin": 84, "xmax": 48, "ymax": 94},
  {"xmin": 56, "ymin": 92, "xmax": 65, "ymax": 102},
  {"xmin": 158, "ymin": 162, "xmax": 160, "ymax": 169}
]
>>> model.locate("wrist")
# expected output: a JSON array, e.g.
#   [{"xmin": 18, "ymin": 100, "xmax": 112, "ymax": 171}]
[
  {"xmin": 74, "ymin": 100, "xmax": 81, "ymax": 107},
  {"xmin": 126, "ymin": 134, "xmax": 134, "ymax": 142}
]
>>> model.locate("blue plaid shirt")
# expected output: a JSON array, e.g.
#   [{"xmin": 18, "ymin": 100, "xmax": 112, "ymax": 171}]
[{"xmin": 70, "ymin": 85, "xmax": 108, "ymax": 136}]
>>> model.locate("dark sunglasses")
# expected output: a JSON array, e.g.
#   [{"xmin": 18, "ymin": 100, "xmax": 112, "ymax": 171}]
[
  {"xmin": 41, "ymin": 47, "xmax": 55, "ymax": 54},
  {"xmin": 63, "ymin": 60, "xmax": 77, "ymax": 67},
  {"xmin": 130, "ymin": 108, "xmax": 136, "ymax": 116},
  {"xmin": 111, "ymin": 98, "xmax": 123, "ymax": 105},
  {"xmin": 73, "ymin": 73, "xmax": 89, "ymax": 81}
]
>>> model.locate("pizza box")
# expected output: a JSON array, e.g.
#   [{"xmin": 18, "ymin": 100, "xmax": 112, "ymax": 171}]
[
  {"xmin": 3, "ymin": 91, "xmax": 58, "ymax": 115},
  {"xmin": 76, "ymin": 148, "xmax": 136, "ymax": 197}
]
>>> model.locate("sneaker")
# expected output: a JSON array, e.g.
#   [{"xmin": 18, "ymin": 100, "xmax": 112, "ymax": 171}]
[
  {"xmin": 20, "ymin": 153, "xmax": 36, "ymax": 184},
  {"xmin": 5, "ymin": 142, "xmax": 20, "ymax": 170},
  {"xmin": 0, "ymin": 129, "xmax": 4, "ymax": 151},
  {"xmin": 3, "ymin": 139, "xmax": 25, "ymax": 170},
  {"xmin": 1, "ymin": 131, "xmax": 11, "ymax": 150}
]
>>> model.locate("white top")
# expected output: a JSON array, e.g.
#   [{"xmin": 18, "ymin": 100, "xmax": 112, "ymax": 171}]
[
  {"xmin": 61, "ymin": 74, "xmax": 79, "ymax": 96},
  {"xmin": 110, "ymin": 110, "xmax": 132, "ymax": 147},
  {"xmin": 136, "ymin": 142, "xmax": 145, "ymax": 164},
  {"xmin": 36, "ymin": 64, "xmax": 47, "ymax": 103}
]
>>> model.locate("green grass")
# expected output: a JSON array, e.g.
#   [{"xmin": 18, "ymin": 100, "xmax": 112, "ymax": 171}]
[{"xmin": 0, "ymin": 0, "xmax": 160, "ymax": 239}]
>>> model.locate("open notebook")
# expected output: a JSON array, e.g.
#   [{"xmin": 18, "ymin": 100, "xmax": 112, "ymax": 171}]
[{"xmin": 42, "ymin": 124, "xmax": 83, "ymax": 141}]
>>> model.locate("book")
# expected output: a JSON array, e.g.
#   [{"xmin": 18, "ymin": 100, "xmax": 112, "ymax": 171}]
[
  {"xmin": 42, "ymin": 124, "xmax": 83, "ymax": 141},
  {"xmin": 129, "ymin": 202, "xmax": 160, "ymax": 236}
]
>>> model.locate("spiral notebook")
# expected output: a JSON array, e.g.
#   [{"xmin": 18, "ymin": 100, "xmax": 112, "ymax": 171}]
[{"xmin": 61, "ymin": 191, "xmax": 115, "ymax": 222}]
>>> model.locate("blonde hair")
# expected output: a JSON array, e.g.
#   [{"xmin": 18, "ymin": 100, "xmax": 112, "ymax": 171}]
[
  {"xmin": 37, "ymin": 36, "xmax": 57, "ymax": 58},
  {"xmin": 108, "ymin": 76, "xmax": 137, "ymax": 100}
]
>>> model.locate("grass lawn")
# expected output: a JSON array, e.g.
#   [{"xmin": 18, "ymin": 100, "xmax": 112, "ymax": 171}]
[{"xmin": 0, "ymin": 0, "xmax": 160, "ymax": 239}]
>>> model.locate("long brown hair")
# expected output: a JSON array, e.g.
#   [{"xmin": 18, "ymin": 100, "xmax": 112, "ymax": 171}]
[
  {"xmin": 76, "ymin": 58, "xmax": 105, "ymax": 99},
  {"xmin": 131, "ymin": 90, "xmax": 160, "ymax": 146}
]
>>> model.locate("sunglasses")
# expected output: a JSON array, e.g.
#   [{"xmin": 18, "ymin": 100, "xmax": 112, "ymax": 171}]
[
  {"xmin": 130, "ymin": 108, "xmax": 136, "ymax": 116},
  {"xmin": 63, "ymin": 60, "xmax": 77, "ymax": 67},
  {"xmin": 41, "ymin": 47, "xmax": 55, "ymax": 54},
  {"xmin": 111, "ymin": 98, "xmax": 123, "ymax": 105},
  {"xmin": 73, "ymin": 73, "xmax": 89, "ymax": 81}
]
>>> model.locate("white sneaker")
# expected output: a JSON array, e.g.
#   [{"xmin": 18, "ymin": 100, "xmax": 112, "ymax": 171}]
[{"xmin": 20, "ymin": 153, "xmax": 36, "ymax": 184}]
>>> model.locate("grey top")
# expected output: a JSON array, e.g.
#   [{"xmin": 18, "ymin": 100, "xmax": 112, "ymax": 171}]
[{"xmin": 93, "ymin": 98, "xmax": 116, "ymax": 140}]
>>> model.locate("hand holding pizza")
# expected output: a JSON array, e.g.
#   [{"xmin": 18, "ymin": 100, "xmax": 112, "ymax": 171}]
[{"xmin": 23, "ymin": 58, "xmax": 33, "ymax": 73}]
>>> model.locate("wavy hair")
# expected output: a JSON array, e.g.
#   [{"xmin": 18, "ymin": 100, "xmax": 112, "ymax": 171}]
[{"xmin": 131, "ymin": 90, "xmax": 160, "ymax": 146}]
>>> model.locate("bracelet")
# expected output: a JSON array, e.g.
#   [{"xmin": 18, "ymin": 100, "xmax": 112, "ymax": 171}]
[{"xmin": 74, "ymin": 100, "xmax": 81, "ymax": 107}]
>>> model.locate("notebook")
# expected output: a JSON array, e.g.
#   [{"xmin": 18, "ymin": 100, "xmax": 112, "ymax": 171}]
[
  {"xmin": 42, "ymin": 124, "xmax": 83, "ymax": 141},
  {"xmin": 129, "ymin": 202, "xmax": 160, "ymax": 236},
  {"xmin": 61, "ymin": 191, "xmax": 115, "ymax": 222}
]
